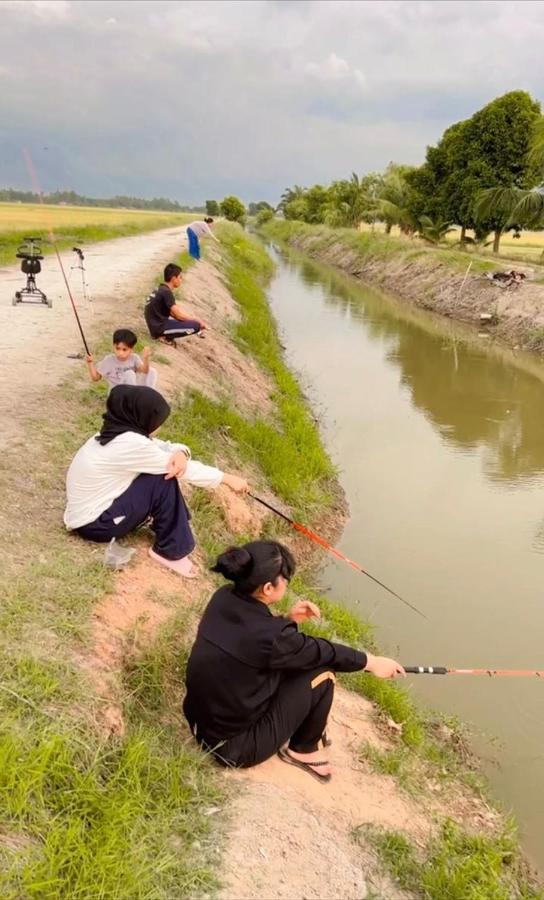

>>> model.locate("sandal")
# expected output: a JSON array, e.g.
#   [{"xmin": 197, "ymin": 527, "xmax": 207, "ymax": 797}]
[
  {"xmin": 277, "ymin": 747, "xmax": 332, "ymax": 783},
  {"xmin": 158, "ymin": 336, "xmax": 178, "ymax": 348}
]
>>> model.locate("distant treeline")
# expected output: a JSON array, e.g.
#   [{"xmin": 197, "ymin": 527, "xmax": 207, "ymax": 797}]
[{"xmin": 0, "ymin": 188, "xmax": 204, "ymax": 213}]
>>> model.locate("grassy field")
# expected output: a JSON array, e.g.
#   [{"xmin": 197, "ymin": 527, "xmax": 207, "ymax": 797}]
[
  {"xmin": 358, "ymin": 221, "xmax": 544, "ymax": 265},
  {"xmin": 0, "ymin": 202, "xmax": 192, "ymax": 267}
]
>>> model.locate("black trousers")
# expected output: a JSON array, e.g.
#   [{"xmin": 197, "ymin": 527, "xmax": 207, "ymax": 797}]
[
  {"xmin": 77, "ymin": 473, "xmax": 195, "ymax": 560},
  {"xmin": 204, "ymin": 668, "xmax": 335, "ymax": 768}
]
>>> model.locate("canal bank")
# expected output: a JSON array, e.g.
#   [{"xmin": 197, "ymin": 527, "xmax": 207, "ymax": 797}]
[{"xmin": 261, "ymin": 219, "xmax": 544, "ymax": 356}]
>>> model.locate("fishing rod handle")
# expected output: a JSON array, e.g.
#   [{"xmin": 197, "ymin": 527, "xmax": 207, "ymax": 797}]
[{"xmin": 404, "ymin": 666, "xmax": 448, "ymax": 675}]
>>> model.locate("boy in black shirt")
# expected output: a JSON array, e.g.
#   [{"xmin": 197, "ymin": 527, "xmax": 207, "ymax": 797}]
[{"xmin": 144, "ymin": 263, "xmax": 208, "ymax": 346}]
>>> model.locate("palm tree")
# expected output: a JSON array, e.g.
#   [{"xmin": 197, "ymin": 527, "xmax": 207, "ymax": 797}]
[
  {"xmin": 375, "ymin": 165, "xmax": 417, "ymax": 234},
  {"xmin": 277, "ymin": 185, "xmax": 305, "ymax": 213},
  {"xmin": 417, "ymin": 215, "xmax": 455, "ymax": 244}
]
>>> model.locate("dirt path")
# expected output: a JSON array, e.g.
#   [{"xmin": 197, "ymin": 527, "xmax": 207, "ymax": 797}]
[{"xmin": 0, "ymin": 226, "xmax": 186, "ymax": 447}]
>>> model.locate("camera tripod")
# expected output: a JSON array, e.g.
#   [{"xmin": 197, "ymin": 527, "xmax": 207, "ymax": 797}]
[{"xmin": 70, "ymin": 246, "xmax": 92, "ymax": 308}]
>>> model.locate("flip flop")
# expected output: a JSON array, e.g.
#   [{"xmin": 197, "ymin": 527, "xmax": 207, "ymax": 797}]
[{"xmin": 277, "ymin": 747, "xmax": 332, "ymax": 783}]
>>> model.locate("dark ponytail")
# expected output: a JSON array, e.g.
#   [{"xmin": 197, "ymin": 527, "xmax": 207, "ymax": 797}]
[{"xmin": 212, "ymin": 540, "xmax": 296, "ymax": 593}]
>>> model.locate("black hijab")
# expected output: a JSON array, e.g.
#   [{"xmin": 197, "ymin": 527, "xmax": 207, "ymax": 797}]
[{"xmin": 96, "ymin": 385, "xmax": 171, "ymax": 445}]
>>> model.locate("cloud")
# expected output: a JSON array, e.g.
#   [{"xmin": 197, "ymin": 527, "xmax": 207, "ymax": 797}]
[
  {"xmin": 0, "ymin": 0, "xmax": 71, "ymax": 18},
  {"xmin": 0, "ymin": 0, "xmax": 543, "ymax": 204},
  {"xmin": 305, "ymin": 52, "xmax": 366, "ymax": 90}
]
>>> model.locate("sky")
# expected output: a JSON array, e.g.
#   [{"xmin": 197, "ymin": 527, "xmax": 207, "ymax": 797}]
[{"xmin": 1, "ymin": 0, "xmax": 544, "ymax": 205}]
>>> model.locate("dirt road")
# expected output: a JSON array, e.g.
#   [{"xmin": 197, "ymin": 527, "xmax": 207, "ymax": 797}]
[{"xmin": 0, "ymin": 226, "xmax": 186, "ymax": 447}]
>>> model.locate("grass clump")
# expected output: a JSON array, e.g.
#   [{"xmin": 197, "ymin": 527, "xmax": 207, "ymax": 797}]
[
  {"xmin": 0, "ymin": 726, "xmax": 221, "ymax": 900},
  {"xmin": 359, "ymin": 819, "xmax": 541, "ymax": 900}
]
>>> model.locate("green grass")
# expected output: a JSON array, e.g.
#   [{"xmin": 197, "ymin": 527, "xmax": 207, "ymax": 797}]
[
  {"xmin": 0, "ymin": 726, "xmax": 221, "ymax": 900},
  {"xmin": 359, "ymin": 819, "xmax": 542, "ymax": 900},
  {"xmin": 261, "ymin": 219, "xmax": 503, "ymax": 276},
  {"xmin": 162, "ymin": 224, "xmax": 336, "ymax": 521}
]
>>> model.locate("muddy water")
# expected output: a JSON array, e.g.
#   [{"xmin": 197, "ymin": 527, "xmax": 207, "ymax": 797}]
[{"xmin": 266, "ymin": 246, "xmax": 544, "ymax": 871}]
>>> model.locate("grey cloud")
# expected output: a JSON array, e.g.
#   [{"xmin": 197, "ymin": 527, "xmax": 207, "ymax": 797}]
[{"xmin": 0, "ymin": 0, "xmax": 543, "ymax": 203}]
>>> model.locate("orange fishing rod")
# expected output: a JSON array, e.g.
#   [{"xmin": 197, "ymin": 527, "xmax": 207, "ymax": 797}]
[
  {"xmin": 405, "ymin": 666, "xmax": 544, "ymax": 677},
  {"xmin": 22, "ymin": 149, "xmax": 91, "ymax": 355},
  {"xmin": 249, "ymin": 493, "xmax": 426, "ymax": 619}
]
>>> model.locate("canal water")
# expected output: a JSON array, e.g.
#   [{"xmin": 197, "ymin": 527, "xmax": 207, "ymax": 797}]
[{"xmin": 266, "ymin": 245, "xmax": 544, "ymax": 871}]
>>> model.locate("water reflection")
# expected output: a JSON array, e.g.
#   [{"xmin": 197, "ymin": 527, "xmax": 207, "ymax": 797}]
[{"xmin": 290, "ymin": 255, "xmax": 544, "ymax": 485}]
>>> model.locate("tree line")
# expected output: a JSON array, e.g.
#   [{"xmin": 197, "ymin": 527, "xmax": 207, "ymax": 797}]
[
  {"xmin": 277, "ymin": 91, "xmax": 544, "ymax": 254},
  {"xmin": 0, "ymin": 188, "xmax": 208, "ymax": 213}
]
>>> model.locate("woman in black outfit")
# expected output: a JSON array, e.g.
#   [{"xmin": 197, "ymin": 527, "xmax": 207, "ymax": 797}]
[{"xmin": 184, "ymin": 540, "xmax": 405, "ymax": 782}]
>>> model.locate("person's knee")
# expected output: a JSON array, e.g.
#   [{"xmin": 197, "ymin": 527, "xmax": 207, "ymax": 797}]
[{"xmin": 122, "ymin": 371, "xmax": 137, "ymax": 385}]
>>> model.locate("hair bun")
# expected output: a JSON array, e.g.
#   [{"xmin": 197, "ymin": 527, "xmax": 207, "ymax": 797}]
[{"xmin": 212, "ymin": 546, "xmax": 253, "ymax": 580}]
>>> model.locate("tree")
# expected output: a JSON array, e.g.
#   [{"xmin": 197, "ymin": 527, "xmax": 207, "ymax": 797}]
[
  {"xmin": 417, "ymin": 215, "xmax": 455, "ymax": 244},
  {"xmin": 376, "ymin": 163, "xmax": 418, "ymax": 234},
  {"xmin": 277, "ymin": 185, "xmax": 306, "ymax": 219},
  {"xmin": 220, "ymin": 195, "xmax": 246, "ymax": 223},
  {"xmin": 474, "ymin": 116, "xmax": 544, "ymax": 235},
  {"xmin": 248, "ymin": 201, "xmax": 273, "ymax": 217},
  {"xmin": 206, "ymin": 200, "xmax": 220, "ymax": 216},
  {"xmin": 256, "ymin": 207, "xmax": 274, "ymax": 225},
  {"xmin": 408, "ymin": 92, "xmax": 541, "ymax": 251},
  {"xmin": 469, "ymin": 92, "xmax": 541, "ymax": 252}
]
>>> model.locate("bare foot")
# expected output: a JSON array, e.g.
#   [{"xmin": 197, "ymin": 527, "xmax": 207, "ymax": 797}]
[
  {"xmin": 148, "ymin": 548, "xmax": 199, "ymax": 578},
  {"xmin": 286, "ymin": 748, "xmax": 333, "ymax": 779}
]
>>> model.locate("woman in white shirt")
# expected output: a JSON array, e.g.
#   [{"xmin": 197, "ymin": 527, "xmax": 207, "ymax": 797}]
[{"xmin": 64, "ymin": 385, "xmax": 248, "ymax": 578}]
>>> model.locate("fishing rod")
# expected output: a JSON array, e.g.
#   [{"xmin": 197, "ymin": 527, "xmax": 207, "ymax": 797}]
[
  {"xmin": 249, "ymin": 492, "xmax": 426, "ymax": 619},
  {"xmin": 22, "ymin": 149, "xmax": 91, "ymax": 355},
  {"xmin": 405, "ymin": 666, "xmax": 544, "ymax": 678}
]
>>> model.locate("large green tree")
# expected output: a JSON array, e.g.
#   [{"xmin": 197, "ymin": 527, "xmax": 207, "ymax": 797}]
[
  {"xmin": 409, "ymin": 91, "xmax": 541, "ymax": 251},
  {"xmin": 475, "ymin": 115, "xmax": 544, "ymax": 235},
  {"xmin": 220, "ymin": 195, "xmax": 246, "ymax": 223},
  {"xmin": 469, "ymin": 91, "xmax": 541, "ymax": 251}
]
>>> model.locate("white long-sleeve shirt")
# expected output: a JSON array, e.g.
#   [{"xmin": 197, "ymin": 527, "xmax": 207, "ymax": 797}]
[{"xmin": 64, "ymin": 432, "xmax": 223, "ymax": 530}]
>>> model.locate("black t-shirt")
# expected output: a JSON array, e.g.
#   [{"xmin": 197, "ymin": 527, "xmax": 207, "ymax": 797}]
[{"xmin": 144, "ymin": 283, "xmax": 175, "ymax": 337}]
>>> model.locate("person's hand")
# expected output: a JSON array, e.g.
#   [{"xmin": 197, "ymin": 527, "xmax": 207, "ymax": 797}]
[
  {"xmin": 364, "ymin": 653, "xmax": 405, "ymax": 679},
  {"xmin": 142, "ymin": 346, "xmax": 152, "ymax": 361},
  {"xmin": 165, "ymin": 449, "xmax": 188, "ymax": 480},
  {"xmin": 222, "ymin": 473, "xmax": 249, "ymax": 493},
  {"xmin": 198, "ymin": 319, "xmax": 209, "ymax": 331},
  {"xmin": 85, "ymin": 353, "xmax": 94, "ymax": 364},
  {"xmin": 288, "ymin": 600, "xmax": 320, "ymax": 623}
]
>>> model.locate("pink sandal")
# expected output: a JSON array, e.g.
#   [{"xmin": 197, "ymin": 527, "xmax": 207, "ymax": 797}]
[{"xmin": 148, "ymin": 548, "xmax": 199, "ymax": 579}]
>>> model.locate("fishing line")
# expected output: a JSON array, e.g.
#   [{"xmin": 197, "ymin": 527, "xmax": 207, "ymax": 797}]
[
  {"xmin": 22, "ymin": 148, "xmax": 91, "ymax": 355},
  {"xmin": 249, "ymin": 492, "xmax": 426, "ymax": 619}
]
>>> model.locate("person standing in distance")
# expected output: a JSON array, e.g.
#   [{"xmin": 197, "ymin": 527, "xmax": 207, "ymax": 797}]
[
  {"xmin": 144, "ymin": 263, "xmax": 207, "ymax": 347},
  {"xmin": 186, "ymin": 217, "xmax": 219, "ymax": 261}
]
